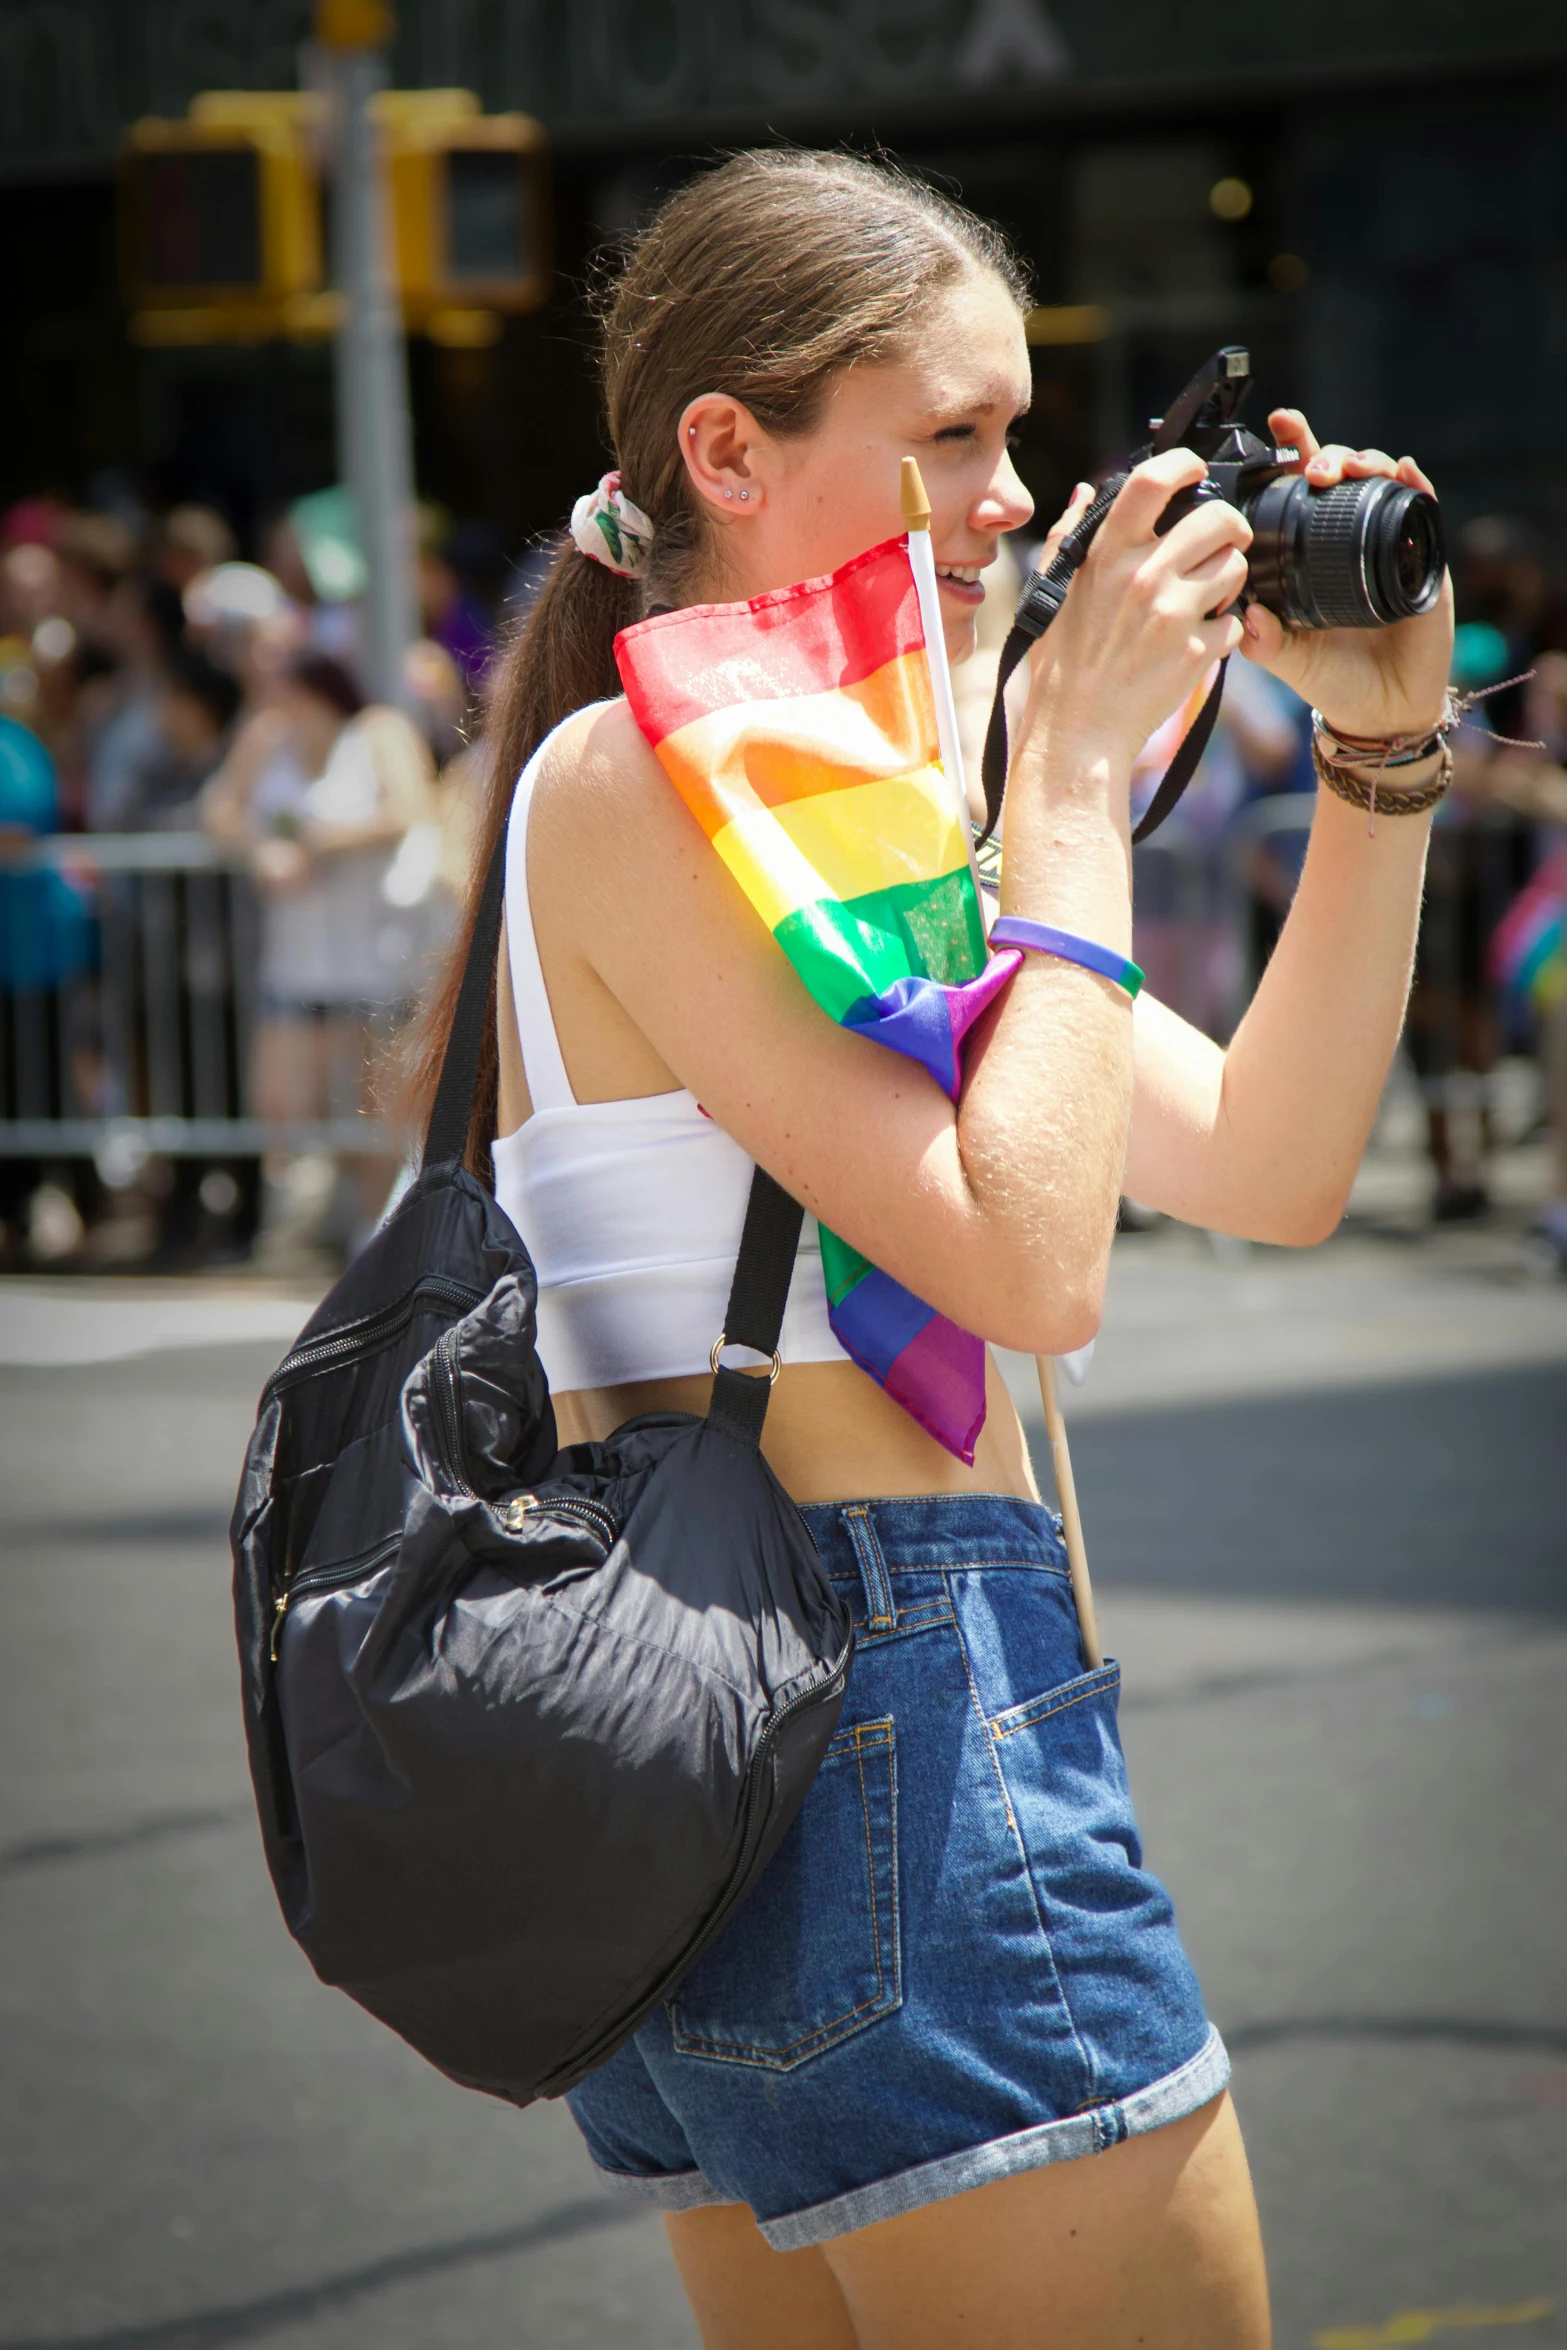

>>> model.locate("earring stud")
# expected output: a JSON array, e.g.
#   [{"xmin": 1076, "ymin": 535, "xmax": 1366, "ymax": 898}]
[
  {"xmin": 739, "ymin": 490, "xmax": 750, "ymax": 501},
  {"xmin": 724, "ymin": 489, "xmax": 733, "ymax": 499}
]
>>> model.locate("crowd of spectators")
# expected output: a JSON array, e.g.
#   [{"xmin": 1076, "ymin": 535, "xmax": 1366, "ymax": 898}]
[
  {"xmin": 0, "ymin": 487, "xmax": 510, "ymax": 1269},
  {"xmin": 1, "ymin": 480, "xmax": 1563, "ymax": 1276}
]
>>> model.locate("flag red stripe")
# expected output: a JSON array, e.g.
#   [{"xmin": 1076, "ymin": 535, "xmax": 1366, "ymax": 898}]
[{"xmin": 616, "ymin": 537, "xmax": 924, "ymax": 747}]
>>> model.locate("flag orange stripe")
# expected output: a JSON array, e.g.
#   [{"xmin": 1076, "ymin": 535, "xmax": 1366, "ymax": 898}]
[{"xmin": 656, "ymin": 651, "xmax": 938, "ymax": 841}]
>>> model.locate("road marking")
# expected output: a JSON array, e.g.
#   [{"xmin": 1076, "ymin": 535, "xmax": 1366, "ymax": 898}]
[{"xmin": 1314, "ymin": 2304, "xmax": 1553, "ymax": 2348}]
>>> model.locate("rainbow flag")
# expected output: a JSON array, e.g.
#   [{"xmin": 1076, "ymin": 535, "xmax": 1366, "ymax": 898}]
[
  {"xmin": 1489, "ymin": 846, "xmax": 1566, "ymax": 1015},
  {"xmin": 615, "ymin": 536, "xmax": 1019, "ymax": 1463}
]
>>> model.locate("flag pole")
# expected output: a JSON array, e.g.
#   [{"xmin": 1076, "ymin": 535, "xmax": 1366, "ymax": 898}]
[
  {"xmin": 900, "ymin": 458, "xmax": 983, "ymax": 893},
  {"xmin": 900, "ymin": 455, "xmax": 1104, "ymax": 1672},
  {"xmin": 1036, "ymin": 1355, "xmax": 1103, "ymax": 1668}
]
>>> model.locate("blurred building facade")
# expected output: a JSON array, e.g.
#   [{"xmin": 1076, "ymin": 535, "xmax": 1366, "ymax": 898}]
[{"xmin": 3, "ymin": 0, "xmax": 1565, "ymax": 556}]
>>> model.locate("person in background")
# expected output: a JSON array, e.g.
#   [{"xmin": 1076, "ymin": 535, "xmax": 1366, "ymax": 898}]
[
  {"xmin": 0, "ymin": 526, "xmax": 72, "ymax": 773},
  {"xmin": 417, "ymin": 506, "xmax": 499, "ymax": 697},
  {"xmin": 1405, "ymin": 519, "xmax": 1547, "ymax": 1221},
  {"xmin": 0, "ymin": 710, "xmax": 95, "ymax": 1263},
  {"xmin": 1127, "ymin": 655, "xmax": 1301, "ymax": 1044},
  {"xmin": 143, "ymin": 646, "xmax": 242, "ymax": 828},
  {"xmin": 152, "ymin": 505, "xmax": 238, "ymax": 595},
  {"xmin": 203, "ymin": 650, "xmax": 439, "ymax": 1253},
  {"xmin": 79, "ymin": 567, "xmax": 187, "ymax": 834},
  {"xmin": 1461, "ymin": 648, "xmax": 1567, "ymax": 1272}
]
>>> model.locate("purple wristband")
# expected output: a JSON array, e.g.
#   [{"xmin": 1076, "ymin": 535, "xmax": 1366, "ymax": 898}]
[{"xmin": 989, "ymin": 917, "xmax": 1143, "ymax": 999}]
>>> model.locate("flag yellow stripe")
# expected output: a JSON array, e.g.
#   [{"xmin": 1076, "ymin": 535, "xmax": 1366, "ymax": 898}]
[
  {"xmin": 657, "ymin": 651, "xmax": 938, "ymax": 841},
  {"xmin": 711, "ymin": 766, "xmax": 966, "ymax": 930}
]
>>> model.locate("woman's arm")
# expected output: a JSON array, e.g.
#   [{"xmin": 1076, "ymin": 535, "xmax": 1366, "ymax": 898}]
[
  {"xmin": 549, "ymin": 453, "xmax": 1250, "ymax": 1357},
  {"xmin": 1124, "ymin": 420, "xmax": 1454, "ymax": 1242},
  {"xmin": 200, "ymin": 708, "xmax": 289, "ymax": 846}
]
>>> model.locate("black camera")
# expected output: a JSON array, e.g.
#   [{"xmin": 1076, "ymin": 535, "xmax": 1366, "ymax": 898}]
[
  {"xmin": 981, "ymin": 346, "xmax": 1448, "ymax": 843},
  {"xmin": 1147, "ymin": 345, "xmax": 1445, "ymax": 631}
]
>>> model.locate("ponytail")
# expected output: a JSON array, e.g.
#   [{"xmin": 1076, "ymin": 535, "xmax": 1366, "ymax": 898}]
[{"xmin": 400, "ymin": 542, "xmax": 635, "ymax": 1178}]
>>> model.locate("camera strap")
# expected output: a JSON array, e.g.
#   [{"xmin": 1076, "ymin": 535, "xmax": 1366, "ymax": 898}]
[{"xmin": 979, "ymin": 482, "xmax": 1230, "ymax": 849}]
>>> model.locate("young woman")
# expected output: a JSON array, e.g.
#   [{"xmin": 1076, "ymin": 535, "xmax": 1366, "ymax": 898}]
[
  {"xmin": 415, "ymin": 151, "xmax": 1452, "ymax": 2350},
  {"xmin": 206, "ymin": 649, "xmax": 439, "ymax": 1244}
]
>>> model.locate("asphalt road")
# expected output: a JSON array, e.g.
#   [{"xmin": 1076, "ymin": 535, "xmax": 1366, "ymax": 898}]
[{"xmin": 2, "ymin": 1248, "xmax": 1564, "ymax": 2350}]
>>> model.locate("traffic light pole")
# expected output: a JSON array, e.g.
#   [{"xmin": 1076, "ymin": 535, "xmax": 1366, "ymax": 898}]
[{"xmin": 320, "ymin": 8, "xmax": 417, "ymax": 708}]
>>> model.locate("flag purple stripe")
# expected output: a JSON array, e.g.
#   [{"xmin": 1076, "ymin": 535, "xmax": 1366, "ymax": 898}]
[
  {"xmin": 839, "ymin": 951, "xmax": 1022, "ymax": 1100},
  {"xmin": 883, "ymin": 1315, "xmax": 989, "ymax": 1466},
  {"xmin": 828, "ymin": 1264, "xmax": 988, "ymax": 1466}
]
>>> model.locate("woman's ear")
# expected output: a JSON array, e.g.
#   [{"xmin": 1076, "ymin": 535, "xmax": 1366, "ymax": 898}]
[{"xmin": 678, "ymin": 394, "xmax": 768, "ymax": 519}]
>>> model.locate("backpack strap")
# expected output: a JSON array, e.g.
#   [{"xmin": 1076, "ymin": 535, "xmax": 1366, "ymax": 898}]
[
  {"xmin": 424, "ymin": 829, "xmax": 507, "ymax": 1168},
  {"xmin": 706, "ymin": 1168, "xmax": 805, "ymax": 1449}
]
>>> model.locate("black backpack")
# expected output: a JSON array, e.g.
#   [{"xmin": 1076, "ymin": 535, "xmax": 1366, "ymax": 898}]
[{"xmin": 231, "ymin": 835, "xmax": 854, "ymax": 2105}]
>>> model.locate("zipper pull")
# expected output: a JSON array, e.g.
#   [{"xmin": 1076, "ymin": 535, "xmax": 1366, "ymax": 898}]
[
  {"xmin": 501, "ymin": 1493, "xmax": 536, "ymax": 1532},
  {"xmin": 269, "ymin": 1587, "xmax": 290, "ymax": 1665}
]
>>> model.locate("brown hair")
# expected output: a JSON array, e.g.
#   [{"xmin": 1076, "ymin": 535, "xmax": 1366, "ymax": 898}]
[{"xmin": 405, "ymin": 148, "xmax": 1028, "ymax": 1174}]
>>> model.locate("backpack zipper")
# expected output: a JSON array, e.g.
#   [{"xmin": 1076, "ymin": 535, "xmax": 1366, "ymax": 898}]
[
  {"xmin": 497, "ymin": 1489, "xmax": 619, "ymax": 1546},
  {"xmin": 432, "ymin": 1325, "xmax": 474, "ymax": 1499},
  {"xmin": 264, "ymin": 1275, "xmax": 484, "ymax": 1398},
  {"xmin": 271, "ymin": 1532, "xmax": 403, "ymax": 1663}
]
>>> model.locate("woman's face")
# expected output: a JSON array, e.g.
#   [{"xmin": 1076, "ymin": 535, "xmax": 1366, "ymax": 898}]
[{"xmin": 679, "ymin": 269, "xmax": 1035, "ymax": 665}]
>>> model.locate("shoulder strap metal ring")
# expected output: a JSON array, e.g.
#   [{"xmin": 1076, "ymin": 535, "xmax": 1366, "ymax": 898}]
[{"xmin": 709, "ymin": 1332, "xmax": 783, "ymax": 1385}]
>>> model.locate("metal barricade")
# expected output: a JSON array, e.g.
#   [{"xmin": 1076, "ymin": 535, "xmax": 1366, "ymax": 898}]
[{"xmin": 0, "ymin": 835, "xmax": 392, "ymax": 1164}]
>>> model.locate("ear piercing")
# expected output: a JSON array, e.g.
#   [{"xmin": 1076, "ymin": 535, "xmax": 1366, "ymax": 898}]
[
  {"xmin": 739, "ymin": 490, "xmax": 750, "ymax": 501},
  {"xmin": 724, "ymin": 489, "xmax": 733, "ymax": 499}
]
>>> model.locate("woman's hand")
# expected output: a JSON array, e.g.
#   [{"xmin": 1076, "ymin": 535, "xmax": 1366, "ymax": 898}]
[
  {"xmin": 1021, "ymin": 452, "xmax": 1251, "ymax": 785},
  {"xmin": 251, "ymin": 837, "xmax": 310, "ymax": 896},
  {"xmin": 1240, "ymin": 411, "xmax": 1454, "ymax": 737}
]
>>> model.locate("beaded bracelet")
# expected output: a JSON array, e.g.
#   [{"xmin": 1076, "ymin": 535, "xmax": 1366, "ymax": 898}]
[{"xmin": 990, "ymin": 916, "xmax": 1143, "ymax": 999}]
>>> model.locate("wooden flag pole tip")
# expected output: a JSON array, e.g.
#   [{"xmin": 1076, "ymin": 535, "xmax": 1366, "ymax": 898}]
[{"xmin": 900, "ymin": 455, "xmax": 932, "ymax": 532}]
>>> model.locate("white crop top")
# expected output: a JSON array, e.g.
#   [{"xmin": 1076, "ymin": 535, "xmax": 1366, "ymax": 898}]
[{"xmin": 490, "ymin": 709, "xmax": 851, "ymax": 1394}]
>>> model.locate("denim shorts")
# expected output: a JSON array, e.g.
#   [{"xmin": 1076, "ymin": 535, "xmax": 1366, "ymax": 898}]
[{"xmin": 564, "ymin": 1493, "xmax": 1228, "ymax": 2250}]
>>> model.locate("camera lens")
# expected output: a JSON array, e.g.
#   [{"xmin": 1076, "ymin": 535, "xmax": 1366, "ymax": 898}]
[
  {"xmin": 1242, "ymin": 473, "xmax": 1445, "ymax": 629},
  {"xmin": 1382, "ymin": 494, "xmax": 1442, "ymax": 613}
]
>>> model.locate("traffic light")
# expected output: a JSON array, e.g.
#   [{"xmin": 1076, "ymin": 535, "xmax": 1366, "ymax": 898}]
[
  {"xmin": 120, "ymin": 94, "xmax": 334, "ymax": 344},
  {"xmin": 120, "ymin": 89, "xmax": 548, "ymax": 347},
  {"xmin": 380, "ymin": 92, "xmax": 550, "ymax": 341}
]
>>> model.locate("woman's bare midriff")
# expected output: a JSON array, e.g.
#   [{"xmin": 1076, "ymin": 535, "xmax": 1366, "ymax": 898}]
[{"xmin": 550, "ymin": 1353, "xmax": 1040, "ymax": 1507}]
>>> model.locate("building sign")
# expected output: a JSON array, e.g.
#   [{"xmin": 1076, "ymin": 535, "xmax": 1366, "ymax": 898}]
[{"xmin": 2, "ymin": 0, "xmax": 1564, "ymax": 179}]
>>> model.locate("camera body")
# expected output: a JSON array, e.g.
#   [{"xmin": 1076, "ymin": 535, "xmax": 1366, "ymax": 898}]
[{"xmin": 1149, "ymin": 346, "xmax": 1445, "ymax": 630}]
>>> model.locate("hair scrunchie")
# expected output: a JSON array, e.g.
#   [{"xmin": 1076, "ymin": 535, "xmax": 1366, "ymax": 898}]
[{"xmin": 569, "ymin": 470, "xmax": 653, "ymax": 579}]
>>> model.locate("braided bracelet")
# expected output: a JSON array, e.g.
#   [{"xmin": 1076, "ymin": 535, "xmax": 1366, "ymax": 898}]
[
  {"xmin": 1311, "ymin": 729, "xmax": 1453, "ymax": 824},
  {"xmin": 990, "ymin": 916, "xmax": 1143, "ymax": 998}
]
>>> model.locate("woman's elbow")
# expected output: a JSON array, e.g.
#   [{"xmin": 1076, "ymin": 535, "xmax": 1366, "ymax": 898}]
[{"xmin": 977, "ymin": 1263, "xmax": 1106, "ymax": 1359}]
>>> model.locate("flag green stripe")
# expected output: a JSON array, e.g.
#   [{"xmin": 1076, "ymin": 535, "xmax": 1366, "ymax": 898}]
[
  {"xmin": 772, "ymin": 868, "xmax": 987, "ymax": 1020},
  {"xmin": 819, "ymin": 1224, "xmax": 872, "ymax": 1307}
]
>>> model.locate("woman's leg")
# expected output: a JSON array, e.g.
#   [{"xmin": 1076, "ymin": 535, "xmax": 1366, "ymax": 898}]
[
  {"xmin": 823, "ymin": 2092, "xmax": 1269, "ymax": 2350},
  {"xmin": 663, "ymin": 2093, "xmax": 1267, "ymax": 2350},
  {"xmin": 665, "ymin": 2204, "xmax": 859, "ymax": 2350}
]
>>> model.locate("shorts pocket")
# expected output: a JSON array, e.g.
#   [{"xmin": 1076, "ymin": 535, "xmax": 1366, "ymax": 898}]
[
  {"xmin": 989, "ymin": 1659, "xmax": 1122, "ymax": 1743},
  {"xmin": 668, "ymin": 1717, "xmax": 900, "ymax": 2071}
]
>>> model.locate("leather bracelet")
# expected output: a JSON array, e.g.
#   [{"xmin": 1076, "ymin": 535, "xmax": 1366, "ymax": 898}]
[
  {"xmin": 1312, "ymin": 693, "xmax": 1458, "ymax": 766},
  {"xmin": 990, "ymin": 916, "xmax": 1143, "ymax": 998},
  {"xmin": 1311, "ymin": 732, "xmax": 1453, "ymax": 819}
]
